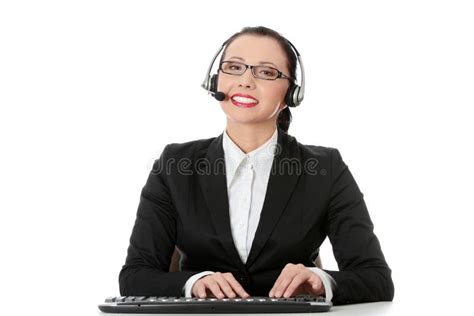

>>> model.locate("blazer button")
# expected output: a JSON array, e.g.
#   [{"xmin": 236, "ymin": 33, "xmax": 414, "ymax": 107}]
[{"xmin": 238, "ymin": 275, "xmax": 250, "ymax": 288}]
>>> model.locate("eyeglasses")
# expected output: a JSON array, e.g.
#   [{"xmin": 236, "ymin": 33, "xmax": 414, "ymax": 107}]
[{"xmin": 219, "ymin": 61, "xmax": 291, "ymax": 81}]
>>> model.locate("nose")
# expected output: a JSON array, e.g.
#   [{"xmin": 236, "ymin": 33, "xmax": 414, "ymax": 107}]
[{"xmin": 237, "ymin": 68, "xmax": 256, "ymax": 89}]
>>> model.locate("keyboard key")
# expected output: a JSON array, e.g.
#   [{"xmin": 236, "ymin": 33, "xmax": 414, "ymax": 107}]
[
  {"xmin": 134, "ymin": 296, "xmax": 146, "ymax": 301},
  {"xmin": 145, "ymin": 296, "xmax": 158, "ymax": 302}
]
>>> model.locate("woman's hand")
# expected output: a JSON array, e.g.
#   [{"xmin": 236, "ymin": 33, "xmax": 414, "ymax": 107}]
[
  {"xmin": 269, "ymin": 263, "xmax": 325, "ymax": 298},
  {"xmin": 192, "ymin": 272, "xmax": 250, "ymax": 299}
]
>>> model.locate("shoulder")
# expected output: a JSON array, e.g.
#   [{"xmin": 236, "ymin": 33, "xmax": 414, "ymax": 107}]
[
  {"xmin": 289, "ymin": 135, "xmax": 348, "ymax": 173},
  {"xmin": 149, "ymin": 136, "xmax": 218, "ymax": 179},
  {"xmin": 160, "ymin": 135, "xmax": 217, "ymax": 159},
  {"xmin": 294, "ymin": 138, "xmax": 340, "ymax": 162},
  {"xmin": 285, "ymin": 140, "xmax": 349, "ymax": 190}
]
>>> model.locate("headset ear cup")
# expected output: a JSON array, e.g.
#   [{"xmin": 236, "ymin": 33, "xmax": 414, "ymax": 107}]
[
  {"xmin": 210, "ymin": 74, "xmax": 219, "ymax": 93},
  {"xmin": 285, "ymin": 84, "xmax": 297, "ymax": 107},
  {"xmin": 293, "ymin": 85, "xmax": 302, "ymax": 106},
  {"xmin": 286, "ymin": 84, "xmax": 303, "ymax": 107}
]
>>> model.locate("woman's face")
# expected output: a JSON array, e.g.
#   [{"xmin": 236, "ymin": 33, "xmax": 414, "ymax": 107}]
[{"xmin": 217, "ymin": 35, "xmax": 290, "ymax": 126}]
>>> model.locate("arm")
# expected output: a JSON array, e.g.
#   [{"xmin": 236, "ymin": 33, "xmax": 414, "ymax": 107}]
[
  {"xmin": 118, "ymin": 145, "xmax": 200, "ymax": 296},
  {"xmin": 323, "ymin": 149, "xmax": 394, "ymax": 305}
]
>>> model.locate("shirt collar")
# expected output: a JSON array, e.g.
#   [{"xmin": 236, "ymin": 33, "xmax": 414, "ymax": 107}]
[{"xmin": 222, "ymin": 127, "xmax": 278, "ymax": 184}]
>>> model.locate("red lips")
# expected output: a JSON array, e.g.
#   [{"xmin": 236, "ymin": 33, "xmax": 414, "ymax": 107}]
[{"xmin": 230, "ymin": 93, "xmax": 259, "ymax": 108}]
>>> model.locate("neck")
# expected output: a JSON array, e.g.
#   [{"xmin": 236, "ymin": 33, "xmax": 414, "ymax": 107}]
[{"xmin": 225, "ymin": 120, "xmax": 278, "ymax": 154}]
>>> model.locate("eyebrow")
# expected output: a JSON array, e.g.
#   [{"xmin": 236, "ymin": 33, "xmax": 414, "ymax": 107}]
[{"xmin": 228, "ymin": 56, "xmax": 279, "ymax": 68}]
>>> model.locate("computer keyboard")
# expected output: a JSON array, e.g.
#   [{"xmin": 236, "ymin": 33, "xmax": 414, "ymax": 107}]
[{"xmin": 98, "ymin": 295, "xmax": 332, "ymax": 313}]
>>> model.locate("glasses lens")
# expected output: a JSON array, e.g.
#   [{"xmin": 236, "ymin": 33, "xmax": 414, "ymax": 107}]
[
  {"xmin": 253, "ymin": 66, "xmax": 279, "ymax": 79},
  {"xmin": 221, "ymin": 61, "xmax": 245, "ymax": 75}
]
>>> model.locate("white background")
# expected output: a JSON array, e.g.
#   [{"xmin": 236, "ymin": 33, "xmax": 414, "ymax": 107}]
[{"xmin": 1, "ymin": 1, "xmax": 473, "ymax": 315}]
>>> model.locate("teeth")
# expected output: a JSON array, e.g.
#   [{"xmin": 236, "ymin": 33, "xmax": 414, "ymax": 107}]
[{"xmin": 232, "ymin": 96, "xmax": 258, "ymax": 104}]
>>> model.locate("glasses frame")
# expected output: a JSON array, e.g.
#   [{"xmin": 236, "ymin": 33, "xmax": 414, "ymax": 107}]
[{"xmin": 219, "ymin": 61, "xmax": 291, "ymax": 81}]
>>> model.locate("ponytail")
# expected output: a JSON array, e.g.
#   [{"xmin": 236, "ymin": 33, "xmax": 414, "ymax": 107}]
[{"xmin": 277, "ymin": 107, "xmax": 292, "ymax": 133}]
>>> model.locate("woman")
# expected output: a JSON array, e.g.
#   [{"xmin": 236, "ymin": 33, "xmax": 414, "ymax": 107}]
[{"xmin": 118, "ymin": 26, "xmax": 394, "ymax": 305}]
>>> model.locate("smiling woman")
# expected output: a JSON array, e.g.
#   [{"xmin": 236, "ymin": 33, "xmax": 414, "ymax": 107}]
[
  {"xmin": 217, "ymin": 34, "xmax": 291, "ymax": 136},
  {"xmin": 118, "ymin": 26, "xmax": 394, "ymax": 306},
  {"xmin": 214, "ymin": 28, "xmax": 301, "ymax": 145}
]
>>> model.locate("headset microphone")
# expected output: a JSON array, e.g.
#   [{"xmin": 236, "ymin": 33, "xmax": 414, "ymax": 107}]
[{"xmin": 214, "ymin": 91, "xmax": 226, "ymax": 101}]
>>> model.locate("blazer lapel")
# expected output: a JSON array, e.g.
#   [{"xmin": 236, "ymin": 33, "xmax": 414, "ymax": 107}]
[
  {"xmin": 197, "ymin": 133, "xmax": 246, "ymax": 270},
  {"xmin": 245, "ymin": 127, "xmax": 302, "ymax": 268}
]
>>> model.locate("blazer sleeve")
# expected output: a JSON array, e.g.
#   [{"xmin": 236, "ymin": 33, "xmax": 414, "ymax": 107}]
[
  {"xmin": 119, "ymin": 145, "xmax": 199, "ymax": 296},
  {"xmin": 323, "ymin": 149, "xmax": 395, "ymax": 305}
]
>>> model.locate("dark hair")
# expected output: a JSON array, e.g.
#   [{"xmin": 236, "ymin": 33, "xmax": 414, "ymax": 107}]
[{"xmin": 220, "ymin": 26, "xmax": 296, "ymax": 133}]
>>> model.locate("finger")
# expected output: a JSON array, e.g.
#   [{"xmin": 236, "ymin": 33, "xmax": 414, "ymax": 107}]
[
  {"xmin": 301, "ymin": 272, "xmax": 323, "ymax": 295},
  {"xmin": 204, "ymin": 278, "xmax": 225, "ymax": 299},
  {"xmin": 213, "ymin": 273, "xmax": 237, "ymax": 298},
  {"xmin": 283, "ymin": 273, "xmax": 310, "ymax": 298},
  {"xmin": 269, "ymin": 263, "xmax": 304, "ymax": 297},
  {"xmin": 271, "ymin": 272, "xmax": 298, "ymax": 297},
  {"xmin": 274, "ymin": 264, "xmax": 307, "ymax": 297},
  {"xmin": 194, "ymin": 282, "xmax": 207, "ymax": 298},
  {"xmin": 293, "ymin": 285, "xmax": 310, "ymax": 296},
  {"xmin": 269, "ymin": 274, "xmax": 284, "ymax": 297},
  {"xmin": 269, "ymin": 265, "xmax": 293, "ymax": 296},
  {"xmin": 310, "ymin": 277, "xmax": 324, "ymax": 295},
  {"xmin": 223, "ymin": 273, "xmax": 250, "ymax": 298}
]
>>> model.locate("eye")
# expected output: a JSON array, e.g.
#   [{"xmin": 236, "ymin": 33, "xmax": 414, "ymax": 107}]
[
  {"xmin": 222, "ymin": 62, "xmax": 245, "ymax": 73},
  {"xmin": 258, "ymin": 67, "xmax": 278, "ymax": 78},
  {"xmin": 229, "ymin": 64, "xmax": 243, "ymax": 71}
]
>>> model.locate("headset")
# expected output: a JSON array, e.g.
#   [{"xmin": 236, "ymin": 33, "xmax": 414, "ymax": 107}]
[{"xmin": 201, "ymin": 37, "xmax": 305, "ymax": 107}]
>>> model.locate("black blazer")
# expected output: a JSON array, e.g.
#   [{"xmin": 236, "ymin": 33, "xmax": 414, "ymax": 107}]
[{"xmin": 119, "ymin": 127, "xmax": 394, "ymax": 305}]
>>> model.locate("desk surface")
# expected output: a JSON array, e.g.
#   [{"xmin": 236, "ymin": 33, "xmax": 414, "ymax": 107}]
[
  {"xmin": 97, "ymin": 302, "xmax": 395, "ymax": 316},
  {"xmin": 327, "ymin": 302, "xmax": 394, "ymax": 315}
]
